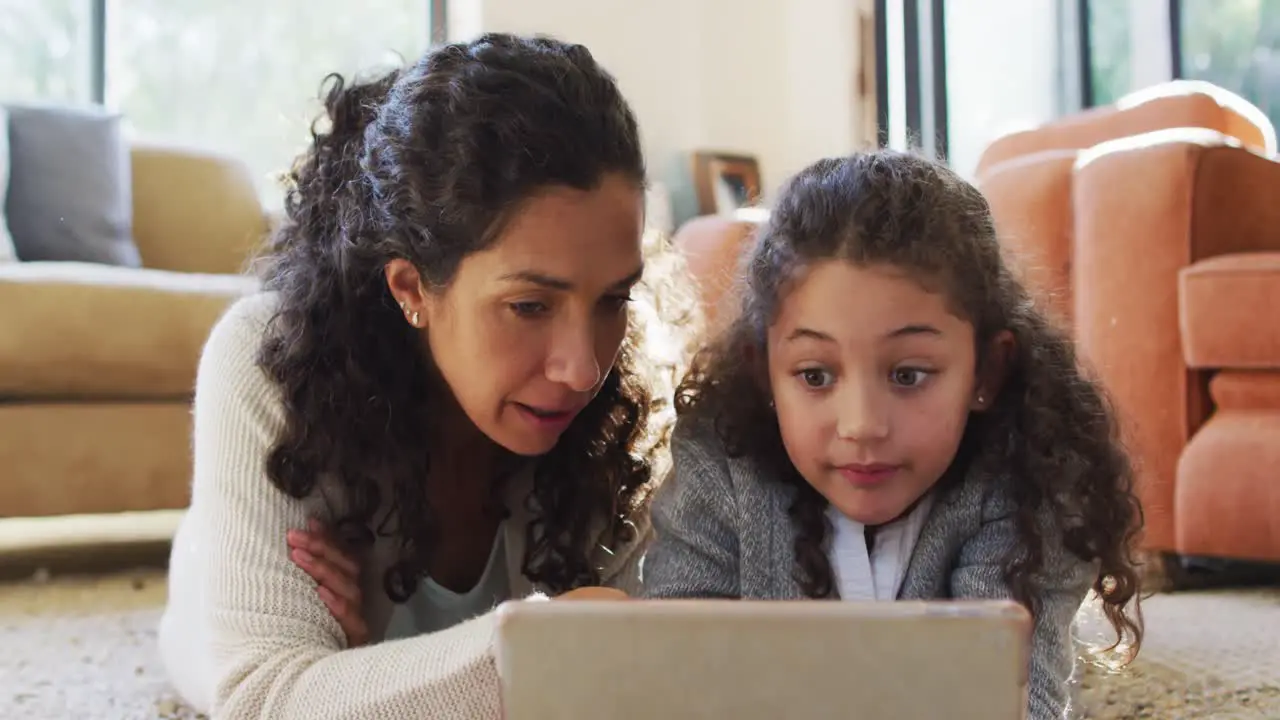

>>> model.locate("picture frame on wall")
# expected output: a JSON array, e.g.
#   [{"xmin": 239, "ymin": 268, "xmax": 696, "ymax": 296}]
[{"xmin": 691, "ymin": 151, "xmax": 762, "ymax": 216}]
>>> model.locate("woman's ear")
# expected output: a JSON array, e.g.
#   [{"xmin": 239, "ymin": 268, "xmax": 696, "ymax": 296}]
[
  {"xmin": 971, "ymin": 330, "xmax": 1015, "ymax": 411},
  {"xmin": 384, "ymin": 259, "xmax": 429, "ymax": 328}
]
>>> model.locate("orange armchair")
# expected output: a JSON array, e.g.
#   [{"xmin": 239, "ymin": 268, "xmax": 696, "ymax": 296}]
[
  {"xmin": 671, "ymin": 213, "xmax": 764, "ymax": 336},
  {"xmin": 977, "ymin": 82, "xmax": 1280, "ymax": 568}
]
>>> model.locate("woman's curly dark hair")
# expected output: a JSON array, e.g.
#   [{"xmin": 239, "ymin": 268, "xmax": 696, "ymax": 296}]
[
  {"xmin": 255, "ymin": 33, "xmax": 698, "ymax": 602},
  {"xmin": 675, "ymin": 150, "xmax": 1144, "ymax": 659}
]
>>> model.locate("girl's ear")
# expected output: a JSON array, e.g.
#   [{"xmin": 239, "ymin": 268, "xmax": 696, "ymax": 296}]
[
  {"xmin": 747, "ymin": 333, "xmax": 773, "ymax": 407},
  {"xmin": 972, "ymin": 330, "xmax": 1015, "ymax": 411},
  {"xmin": 744, "ymin": 338, "xmax": 776, "ymax": 407}
]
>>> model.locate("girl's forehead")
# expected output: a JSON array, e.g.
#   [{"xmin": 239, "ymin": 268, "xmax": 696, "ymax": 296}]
[{"xmin": 770, "ymin": 260, "xmax": 973, "ymax": 346}]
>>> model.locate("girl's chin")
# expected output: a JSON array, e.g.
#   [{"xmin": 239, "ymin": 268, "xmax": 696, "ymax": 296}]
[{"xmin": 827, "ymin": 492, "xmax": 912, "ymax": 527}]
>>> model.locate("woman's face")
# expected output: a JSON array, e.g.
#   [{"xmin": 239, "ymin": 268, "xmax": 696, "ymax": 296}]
[{"xmin": 390, "ymin": 173, "xmax": 645, "ymax": 456}]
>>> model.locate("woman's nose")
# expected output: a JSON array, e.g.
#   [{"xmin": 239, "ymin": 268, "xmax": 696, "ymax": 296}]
[{"xmin": 546, "ymin": 327, "xmax": 601, "ymax": 392}]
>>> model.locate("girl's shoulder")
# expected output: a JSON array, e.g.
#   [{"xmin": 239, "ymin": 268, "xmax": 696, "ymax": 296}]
[
  {"xmin": 670, "ymin": 414, "xmax": 750, "ymax": 491},
  {"xmin": 933, "ymin": 460, "xmax": 1017, "ymax": 520},
  {"xmin": 670, "ymin": 414, "xmax": 727, "ymax": 461},
  {"xmin": 935, "ymin": 463, "xmax": 1076, "ymax": 555},
  {"xmin": 665, "ymin": 413, "xmax": 792, "ymax": 514}
]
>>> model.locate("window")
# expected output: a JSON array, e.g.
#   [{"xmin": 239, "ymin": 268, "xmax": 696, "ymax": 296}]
[
  {"xmin": 943, "ymin": 0, "xmax": 1068, "ymax": 177},
  {"xmin": 1086, "ymin": 0, "xmax": 1133, "ymax": 106},
  {"xmin": 1, "ymin": 1, "xmax": 432, "ymax": 205},
  {"xmin": 876, "ymin": 0, "xmax": 1086, "ymax": 177},
  {"xmin": 0, "ymin": 1, "xmax": 95, "ymax": 103},
  {"xmin": 883, "ymin": 0, "xmax": 1277, "ymax": 177},
  {"xmin": 107, "ymin": 0, "xmax": 429, "ymax": 204},
  {"xmin": 1179, "ymin": 0, "xmax": 1280, "ymax": 129},
  {"xmin": 1087, "ymin": 0, "xmax": 1278, "ymax": 128}
]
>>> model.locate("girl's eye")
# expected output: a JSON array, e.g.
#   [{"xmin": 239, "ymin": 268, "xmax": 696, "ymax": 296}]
[
  {"xmin": 890, "ymin": 367, "xmax": 930, "ymax": 387},
  {"xmin": 510, "ymin": 301, "xmax": 549, "ymax": 317},
  {"xmin": 796, "ymin": 368, "xmax": 834, "ymax": 389}
]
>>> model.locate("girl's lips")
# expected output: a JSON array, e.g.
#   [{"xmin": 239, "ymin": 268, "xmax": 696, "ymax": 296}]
[{"xmin": 836, "ymin": 463, "xmax": 901, "ymax": 487}]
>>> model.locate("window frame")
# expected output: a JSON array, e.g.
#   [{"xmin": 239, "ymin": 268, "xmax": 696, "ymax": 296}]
[{"xmin": 874, "ymin": 0, "xmax": 949, "ymax": 159}]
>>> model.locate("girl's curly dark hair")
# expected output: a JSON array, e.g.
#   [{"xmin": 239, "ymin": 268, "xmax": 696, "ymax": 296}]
[
  {"xmin": 255, "ymin": 33, "xmax": 697, "ymax": 602},
  {"xmin": 675, "ymin": 150, "xmax": 1144, "ymax": 659}
]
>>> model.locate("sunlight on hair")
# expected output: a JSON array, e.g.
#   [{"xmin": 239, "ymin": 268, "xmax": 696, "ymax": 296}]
[
  {"xmin": 1074, "ymin": 590, "xmax": 1139, "ymax": 672},
  {"xmin": 629, "ymin": 227, "xmax": 703, "ymax": 478},
  {"xmin": 636, "ymin": 227, "xmax": 702, "ymax": 365}
]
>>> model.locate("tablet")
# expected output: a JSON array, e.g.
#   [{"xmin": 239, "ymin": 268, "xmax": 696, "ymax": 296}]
[{"xmin": 494, "ymin": 598, "xmax": 1031, "ymax": 720}]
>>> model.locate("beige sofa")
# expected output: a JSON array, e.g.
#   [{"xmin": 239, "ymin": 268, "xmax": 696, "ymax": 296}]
[{"xmin": 0, "ymin": 142, "xmax": 267, "ymax": 520}]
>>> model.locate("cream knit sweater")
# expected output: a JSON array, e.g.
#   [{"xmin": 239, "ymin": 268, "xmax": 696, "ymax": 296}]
[{"xmin": 158, "ymin": 293, "xmax": 648, "ymax": 720}]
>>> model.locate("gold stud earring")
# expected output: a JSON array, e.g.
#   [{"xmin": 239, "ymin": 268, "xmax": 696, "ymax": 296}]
[
  {"xmin": 977, "ymin": 394, "xmax": 986, "ymax": 405},
  {"xmin": 411, "ymin": 311, "xmax": 420, "ymax": 327}
]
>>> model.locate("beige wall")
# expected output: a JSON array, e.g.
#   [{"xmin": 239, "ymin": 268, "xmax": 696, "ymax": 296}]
[{"xmin": 450, "ymin": 0, "xmax": 870, "ymax": 224}]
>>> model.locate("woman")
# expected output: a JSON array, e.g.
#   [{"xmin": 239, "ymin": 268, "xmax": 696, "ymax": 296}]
[{"xmin": 157, "ymin": 33, "xmax": 696, "ymax": 719}]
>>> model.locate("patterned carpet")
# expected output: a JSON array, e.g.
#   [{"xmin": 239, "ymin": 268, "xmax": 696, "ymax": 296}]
[
  {"xmin": 1, "ymin": 569, "xmax": 1277, "ymax": 719},
  {"xmin": 0, "ymin": 571, "xmax": 199, "ymax": 720},
  {"xmin": 1072, "ymin": 587, "xmax": 1280, "ymax": 719}
]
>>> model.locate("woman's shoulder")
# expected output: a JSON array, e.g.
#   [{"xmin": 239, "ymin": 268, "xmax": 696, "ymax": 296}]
[
  {"xmin": 193, "ymin": 291, "xmax": 286, "ymax": 432},
  {"xmin": 197, "ymin": 292, "xmax": 280, "ymax": 383},
  {"xmin": 206, "ymin": 291, "xmax": 280, "ymax": 353}
]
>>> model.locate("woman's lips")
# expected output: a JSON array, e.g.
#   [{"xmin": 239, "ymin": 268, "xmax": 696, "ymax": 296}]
[{"xmin": 513, "ymin": 402, "xmax": 581, "ymax": 431}]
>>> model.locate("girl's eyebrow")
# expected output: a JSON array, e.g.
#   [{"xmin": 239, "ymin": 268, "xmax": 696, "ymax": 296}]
[
  {"xmin": 785, "ymin": 324, "xmax": 945, "ymax": 344},
  {"xmin": 785, "ymin": 327, "xmax": 835, "ymax": 343},
  {"xmin": 883, "ymin": 324, "xmax": 943, "ymax": 340}
]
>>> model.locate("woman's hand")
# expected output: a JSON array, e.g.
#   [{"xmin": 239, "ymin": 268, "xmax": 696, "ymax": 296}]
[
  {"xmin": 556, "ymin": 586, "xmax": 630, "ymax": 601},
  {"xmin": 287, "ymin": 519, "xmax": 369, "ymax": 647}
]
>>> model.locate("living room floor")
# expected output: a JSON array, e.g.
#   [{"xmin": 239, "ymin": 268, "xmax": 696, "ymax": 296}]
[
  {"xmin": 2, "ymin": 563, "xmax": 1277, "ymax": 720},
  {"xmin": 1073, "ymin": 584, "xmax": 1280, "ymax": 718}
]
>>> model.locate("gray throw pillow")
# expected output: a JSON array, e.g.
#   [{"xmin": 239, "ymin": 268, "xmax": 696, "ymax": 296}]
[
  {"xmin": 4, "ymin": 103, "xmax": 141, "ymax": 266},
  {"xmin": 0, "ymin": 106, "xmax": 16, "ymax": 263}
]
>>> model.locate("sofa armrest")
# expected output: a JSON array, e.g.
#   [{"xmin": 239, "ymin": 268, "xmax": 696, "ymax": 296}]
[
  {"xmin": 1180, "ymin": 253, "xmax": 1280, "ymax": 370},
  {"xmin": 1071, "ymin": 129, "xmax": 1280, "ymax": 551}
]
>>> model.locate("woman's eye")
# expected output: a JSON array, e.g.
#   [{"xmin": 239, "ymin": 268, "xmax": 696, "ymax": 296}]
[
  {"xmin": 510, "ymin": 301, "xmax": 549, "ymax": 317},
  {"xmin": 601, "ymin": 294, "xmax": 633, "ymax": 312},
  {"xmin": 890, "ymin": 368, "xmax": 930, "ymax": 387},
  {"xmin": 797, "ymin": 368, "xmax": 833, "ymax": 388}
]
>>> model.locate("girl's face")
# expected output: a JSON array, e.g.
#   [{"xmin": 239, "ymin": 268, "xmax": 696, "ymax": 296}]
[
  {"xmin": 766, "ymin": 260, "xmax": 988, "ymax": 525},
  {"xmin": 388, "ymin": 173, "xmax": 645, "ymax": 457}
]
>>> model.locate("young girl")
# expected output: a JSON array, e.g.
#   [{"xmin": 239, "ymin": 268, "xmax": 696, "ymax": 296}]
[{"xmin": 641, "ymin": 151, "xmax": 1145, "ymax": 720}]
